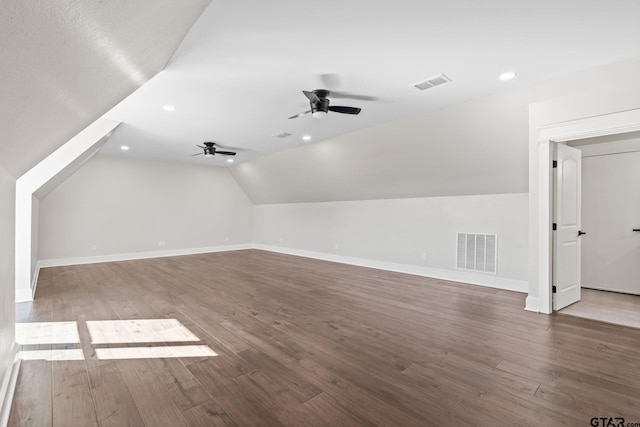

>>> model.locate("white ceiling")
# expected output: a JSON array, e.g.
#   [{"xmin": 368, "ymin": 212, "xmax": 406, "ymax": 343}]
[{"xmin": 101, "ymin": 0, "xmax": 640, "ymax": 167}]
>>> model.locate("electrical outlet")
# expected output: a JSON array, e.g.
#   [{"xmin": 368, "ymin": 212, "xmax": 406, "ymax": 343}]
[
  {"xmin": 278, "ymin": 237, "xmax": 283, "ymax": 243},
  {"xmin": 422, "ymin": 253, "xmax": 428, "ymax": 261},
  {"xmin": 225, "ymin": 236, "xmax": 230, "ymax": 242},
  {"xmin": 158, "ymin": 241, "xmax": 166, "ymax": 247},
  {"xmin": 334, "ymin": 243, "xmax": 339, "ymax": 250},
  {"xmin": 91, "ymin": 245, "xmax": 97, "ymax": 251}
]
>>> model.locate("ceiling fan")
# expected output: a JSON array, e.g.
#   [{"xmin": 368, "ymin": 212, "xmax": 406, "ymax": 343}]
[
  {"xmin": 192, "ymin": 142, "xmax": 237, "ymax": 157},
  {"xmin": 316, "ymin": 73, "xmax": 379, "ymax": 101},
  {"xmin": 288, "ymin": 89, "xmax": 362, "ymax": 119}
]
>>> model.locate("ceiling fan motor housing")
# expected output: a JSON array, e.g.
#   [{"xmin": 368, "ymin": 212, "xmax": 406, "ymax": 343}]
[
  {"xmin": 311, "ymin": 97, "xmax": 330, "ymax": 114},
  {"xmin": 203, "ymin": 142, "xmax": 215, "ymax": 156}
]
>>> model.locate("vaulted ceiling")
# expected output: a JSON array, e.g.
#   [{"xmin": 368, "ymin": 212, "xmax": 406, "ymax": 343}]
[
  {"xmin": 100, "ymin": 0, "xmax": 640, "ymax": 168},
  {"xmin": 2, "ymin": 0, "xmax": 640, "ymax": 197}
]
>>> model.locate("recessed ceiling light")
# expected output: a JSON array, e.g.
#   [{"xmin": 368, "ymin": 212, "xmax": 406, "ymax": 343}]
[
  {"xmin": 226, "ymin": 158, "xmax": 234, "ymax": 163},
  {"xmin": 499, "ymin": 71, "xmax": 517, "ymax": 81},
  {"xmin": 163, "ymin": 105, "xmax": 176, "ymax": 112},
  {"xmin": 302, "ymin": 135, "xmax": 312, "ymax": 141},
  {"xmin": 120, "ymin": 145, "xmax": 130, "ymax": 151}
]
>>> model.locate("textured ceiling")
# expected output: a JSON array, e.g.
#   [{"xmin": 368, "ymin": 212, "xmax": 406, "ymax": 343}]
[
  {"xmin": 101, "ymin": 0, "xmax": 640, "ymax": 167},
  {"xmin": 0, "ymin": 0, "xmax": 210, "ymax": 178}
]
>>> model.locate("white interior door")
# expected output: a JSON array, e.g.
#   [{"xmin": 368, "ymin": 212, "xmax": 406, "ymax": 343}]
[
  {"xmin": 553, "ymin": 144, "xmax": 582, "ymax": 310},
  {"xmin": 582, "ymin": 150, "xmax": 640, "ymax": 295}
]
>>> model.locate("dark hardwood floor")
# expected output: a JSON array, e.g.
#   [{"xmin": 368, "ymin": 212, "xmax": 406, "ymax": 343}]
[{"xmin": 9, "ymin": 249, "xmax": 640, "ymax": 426}]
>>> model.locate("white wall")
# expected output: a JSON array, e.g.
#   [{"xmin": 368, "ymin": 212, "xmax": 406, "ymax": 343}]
[
  {"xmin": 0, "ymin": 163, "xmax": 17, "ymax": 423},
  {"xmin": 254, "ymin": 193, "xmax": 528, "ymax": 291},
  {"xmin": 39, "ymin": 155, "xmax": 253, "ymax": 263}
]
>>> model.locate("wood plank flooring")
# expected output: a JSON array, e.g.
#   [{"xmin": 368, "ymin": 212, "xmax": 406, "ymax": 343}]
[{"xmin": 9, "ymin": 249, "xmax": 640, "ymax": 426}]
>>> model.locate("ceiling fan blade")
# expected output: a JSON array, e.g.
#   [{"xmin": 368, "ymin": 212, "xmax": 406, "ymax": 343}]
[
  {"xmin": 329, "ymin": 91, "xmax": 378, "ymax": 101},
  {"xmin": 192, "ymin": 153, "xmax": 203, "ymax": 156},
  {"xmin": 196, "ymin": 145, "xmax": 205, "ymax": 149},
  {"xmin": 319, "ymin": 73, "xmax": 341, "ymax": 90},
  {"xmin": 303, "ymin": 90, "xmax": 320, "ymax": 103},
  {"xmin": 216, "ymin": 151, "xmax": 237, "ymax": 156},
  {"xmin": 288, "ymin": 110, "xmax": 312, "ymax": 119},
  {"xmin": 329, "ymin": 106, "xmax": 361, "ymax": 115}
]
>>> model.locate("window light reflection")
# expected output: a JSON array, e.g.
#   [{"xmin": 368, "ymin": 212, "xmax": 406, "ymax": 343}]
[
  {"xmin": 86, "ymin": 319, "xmax": 200, "ymax": 344},
  {"xmin": 19, "ymin": 349, "xmax": 84, "ymax": 361},
  {"xmin": 16, "ymin": 321, "xmax": 80, "ymax": 345},
  {"xmin": 96, "ymin": 345, "xmax": 217, "ymax": 360},
  {"xmin": 16, "ymin": 319, "xmax": 218, "ymax": 362}
]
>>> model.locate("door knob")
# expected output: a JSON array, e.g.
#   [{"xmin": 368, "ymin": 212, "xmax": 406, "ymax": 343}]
[{"xmin": 578, "ymin": 230, "xmax": 586, "ymax": 236}]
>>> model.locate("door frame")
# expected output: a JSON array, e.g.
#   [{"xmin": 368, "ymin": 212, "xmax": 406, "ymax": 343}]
[{"xmin": 535, "ymin": 108, "xmax": 640, "ymax": 314}]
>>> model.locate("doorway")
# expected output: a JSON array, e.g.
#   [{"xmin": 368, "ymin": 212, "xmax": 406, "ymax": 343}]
[
  {"xmin": 574, "ymin": 136, "xmax": 640, "ymax": 296},
  {"xmin": 533, "ymin": 108, "xmax": 640, "ymax": 314},
  {"xmin": 555, "ymin": 132, "xmax": 640, "ymax": 326}
]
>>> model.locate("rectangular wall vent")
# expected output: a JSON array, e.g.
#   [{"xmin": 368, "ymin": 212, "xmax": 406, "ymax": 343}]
[
  {"xmin": 272, "ymin": 132, "xmax": 291, "ymax": 139},
  {"xmin": 456, "ymin": 232, "xmax": 497, "ymax": 274},
  {"xmin": 413, "ymin": 74, "xmax": 451, "ymax": 91}
]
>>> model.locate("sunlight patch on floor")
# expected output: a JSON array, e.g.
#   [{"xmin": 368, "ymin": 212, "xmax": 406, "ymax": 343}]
[
  {"xmin": 19, "ymin": 349, "xmax": 85, "ymax": 361},
  {"xmin": 86, "ymin": 318, "xmax": 200, "ymax": 344},
  {"xmin": 16, "ymin": 321, "xmax": 80, "ymax": 345},
  {"xmin": 95, "ymin": 345, "xmax": 217, "ymax": 360},
  {"xmin": 16, "ymin": 319, "xmax": 218, "ymax": 361}
]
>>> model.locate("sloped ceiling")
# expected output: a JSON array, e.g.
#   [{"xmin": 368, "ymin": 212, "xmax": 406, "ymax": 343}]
[
  {"xmin": 0, "ymin": 0, "xmax": 210, "ymax": 178},
  {"xmin": 100, "ymin": 0, "xmax": 640, "ymax": 168},
  {"xmin": 230, "ymin": 57, "xmax": 640, "ymax": 204}
]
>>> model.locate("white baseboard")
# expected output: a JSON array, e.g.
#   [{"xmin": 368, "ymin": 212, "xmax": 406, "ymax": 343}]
[
  {"xmin": 525, "ymin": 296, "xmax": 540, "ymax": 312},
  {"xmin": 38, "ymin": 243, "xmax": 253, "ymax": 269},
  {"xmin": 0, "ymin": 344, "xmax": 20, "ymax": 427},
  {"xmin": 582, "ymin": 285, "xmax": 640, "ymax": 296},
  {"xmin": 253, "ymin": 244, "xmax": 528, "ymax": 293}
]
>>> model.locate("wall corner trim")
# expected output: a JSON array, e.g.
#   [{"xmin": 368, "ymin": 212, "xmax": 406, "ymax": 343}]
[
  {"xmin": 29, "ymin": 261, "xmax": 41, "ymax": 300},
  {"xmin": 253, "ymin": 244, "xmax": 528, "ymax": 293},
  {"xmin": 0, "ymin": 344, "xmax": 21, "ymax": 427},
  {"xmin": 524, "ymin": 296, "xmax": 540, "ymax": 313}
]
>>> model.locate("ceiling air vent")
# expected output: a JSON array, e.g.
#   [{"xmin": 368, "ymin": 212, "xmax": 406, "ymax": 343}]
[
  {"xmin": 413, "ymin": 74, "xmax": 451, "ymax": 91},
  {"xmin": 272, "ymin": 132, "xmax": 291, "ymax": 139}
]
